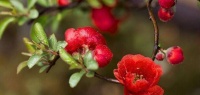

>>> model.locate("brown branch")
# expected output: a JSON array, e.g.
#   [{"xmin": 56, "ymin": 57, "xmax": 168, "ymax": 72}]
[
  {"xmin": 45, "ymin": 53, "xmax": 120, "ymax": 84},
  {"xmin": 46, "ymin": 55, "xmax": 60, "ymax": 73},
  {"xmin": 146, "ymin": 0, "xmax": 160, "ymax": 60},
  {"xmin": 94, "ymin": 72, "xmax": 120, "ymax": 84},
  {"xmin": 28, "ymin": 0, "xmax": 84, "ymax": 24}
]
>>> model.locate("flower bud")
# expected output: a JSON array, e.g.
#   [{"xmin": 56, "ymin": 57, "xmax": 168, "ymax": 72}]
[
  {"xmin": 158, "ymin": 7, "xmax": 174, "ymax": 22},
  {"xmin": 58, "ymin": 0, "xmax": 70, "ymax": 6},
  {"xmin": 158, "ymin": 0, "xmax": 176, "ymax": 9},
  {"xmin": 93, "ymin": 44, "xmax": 113, "ymax": 67},
  {"xmin": 155, "ymin": 51, "xmax": 165, "ymax": 61},
  {"xmin": 166, "ymin": 46, "xmax": 184, "ymax": 64}
]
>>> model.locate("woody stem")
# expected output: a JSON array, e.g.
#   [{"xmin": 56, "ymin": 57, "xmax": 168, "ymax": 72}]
[{"xmin": 146, "ymin": 0, "xmax": 160, "ymax": 60}]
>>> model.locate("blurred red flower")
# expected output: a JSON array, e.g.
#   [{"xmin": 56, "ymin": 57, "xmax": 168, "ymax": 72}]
[
  {"xmin": 91, "ymin": 6, "xmax": 119, "ymax": 34},
  {"xmin": 114, "ymin": 54, "xmax": 163, "ymax": 95}
]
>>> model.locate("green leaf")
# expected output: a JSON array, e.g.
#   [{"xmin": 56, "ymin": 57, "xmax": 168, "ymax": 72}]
[
  {"xmin": 39, "ymin": 65, "xmax": 49, "ymax": 73},
  {"xmin": 69, "ymin": 70, "xmax": 85, "ymax": 88},
  {"xmin": 56, "ymin": 41, "xmax": 67, "ymax": 51},
  {"xmin": 0, "ymin": 1, "xmax": 13, "ymax": 9},
  {"xmin": 31, "ymin": 22, "xmax": 49, "ymax": 46},
  {"xmin": 35, "ymin": 15, "xmax": 49, "ymax": 26},
  {"xmin": 86, "ymin": 0, "xmax": 102, "ymax": 8},
  {"xmin": 59, "ymin": 48, "xmax": 79, "ymax": 68},
  {"xmin": 51, "ymin": 13, "xmax": 62, "ymax": 32},
  {"xmin": 28, "ymin": 9, "xmax": 39, "ymax": 19},
  {"xmin": 27, "ymin": 0, "xmax": 37, "ymax": 9},
  {"xmin": 23, "ymin": 37, "xmax": 35, "ymax": 53},
  {"xmin": 49, "ymin": 34, "xmax": 57, "ymax": 51},
  {"xmin": 86, "ymin": 71, "xmax": 95, "ymax": 78},
  {"xmin": 30, "ymin": 28, "xmax": 40, "ymax": 43},
  {"xmin": 10, "ymin": 0, "xmax": 25, "ymax": 12},
  {"xmin": 83, "ymin": 51, "xmax": 98, "ymax": 70},
  {"xmin": 18, "ymin": 16, "xmax": 29, "ymax": 26},
  {"xmin": 37, "ymin": 0, "xmax": 49, "ymax": 7},
  {"xmin": 0, "ymin": 17, "xmax": 15, "ymax": 39},
  {"xmin": 102, "ymin": 0, "xmax": 116, "ymax": 7},
  {"xmin": 27, "ymin": 54, "xmax": 43, "ymax": 69},
  {"xmin": 17, "ymin": 61, "xmax": 27, "ymax": 74}
]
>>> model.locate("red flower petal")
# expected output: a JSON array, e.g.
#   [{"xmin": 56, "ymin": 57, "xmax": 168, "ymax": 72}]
[
  {"xmin": 124, "ymin": 85, "xmax": 164, "ymax": 95},
  {"xmin": 114, "ymin": 54, "xmax": 162, "ymax": 93},
  {"xmin": 64, "ymin": 27, "xmax": 106, "ymax": 53}
]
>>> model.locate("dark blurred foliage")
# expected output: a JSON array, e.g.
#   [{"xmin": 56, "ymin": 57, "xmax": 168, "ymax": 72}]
[{"xmin": 0, "ymin": 0, "xmax": 200, "ymax": 95}]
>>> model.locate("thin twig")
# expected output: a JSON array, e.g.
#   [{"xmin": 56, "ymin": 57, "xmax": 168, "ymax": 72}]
[
  {"xmin": 46, "ymin": 55, "xmax": 60, "ymax": 73},
  {"xmin": 28, "ymin": 0, "xmax": 84, "ymax": 24},
  {"xmin": 94, "ymin": 72, "xmax": 120, "ymax": 84},
  {"xmin": 45, "ymin": 53, "xmax": 120, "ymax": 84},
  {"xmin": 146, "ymin": 0, "xmax": 160, "ymax": 60}
]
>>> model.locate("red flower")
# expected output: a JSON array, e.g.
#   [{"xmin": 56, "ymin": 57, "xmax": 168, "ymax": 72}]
[
  {"xmin": 65, "ymin": 27, "xmax": 113, "ymax": 67},
  {"xmin": 91, "ymin": 6, "xmax": 119, "ymax": 34},
  {"xmin": 124, "ymin": 85, "xmax": 164, "ymax": 95},
  {"xmin": 65, "ymin": 27, "xmax": 106, "ymax": 53},
  {"xmin": 114, "ymin": 54, "xmax": 163, "ymax": 95},
  {"xmin": 93, "ymin": 44, "xmax": 113, "ymax": 67}
]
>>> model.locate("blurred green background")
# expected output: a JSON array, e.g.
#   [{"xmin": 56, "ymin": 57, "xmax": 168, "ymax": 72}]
[{"xmin": 0, "ymin": 0, "xmax": 200, "ymax": 95}]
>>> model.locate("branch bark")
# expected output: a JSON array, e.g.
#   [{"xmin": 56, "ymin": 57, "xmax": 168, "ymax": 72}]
[
  {"xmin": 46, "ymin": 55, "xmax": 60, "ymax": 73},
  {"xmin": 146, "ymin": 0, "xmax": 160, "ymax": 60},
  {"xmin": 94, "ymin": 72, "xmax": 120, "ymax": 84}
]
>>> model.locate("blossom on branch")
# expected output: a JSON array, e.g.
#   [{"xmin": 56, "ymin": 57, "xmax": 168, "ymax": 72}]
[
  {"xmin": 114, "ymin": 54, "xmax": 164, "ymax": 95},
  {"xmin": 64, "ymin": 27, "xmax": 113, "ymax": 67},
  {"xmin": 91, "ymin": 6, "xmax": 119, "ymax": 34}
]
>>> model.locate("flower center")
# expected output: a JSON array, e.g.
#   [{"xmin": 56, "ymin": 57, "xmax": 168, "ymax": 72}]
[{"xmin": 133, "ymin": 73, "xmax": 144, "ymax": 83}]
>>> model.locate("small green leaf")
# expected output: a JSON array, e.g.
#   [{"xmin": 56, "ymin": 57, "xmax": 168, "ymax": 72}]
[
  {"xmin": 51, "ymin": 13, "xmax": 62, "ymax": 32},
  {"xmin": 27, "ymin": 0, "xmax": 37, "ymax": 9},
  {"xmin": 39, "ymin": 65, "xmax": 49, "ymax": 73},
  {"xmin": 56, "ymin": 41, "xmax": 67, "ymax": 51},
  {"xmin": 59, "ymin": 48, "xmax": 79, "ymax": 68},
  {"xmin": 27, "ymin": 54, "xmax": 43, "ymax": 69},
  {"xmin": 35, "ymin": 49, "xmax": 43, "ymax": 55},
  {"xmin": 17, "ymin": 61, "xmax": 27, "ymax": 74},
  {"xmin": 49, "ymin": 34, "xmax": 57, "ymax": 51},
  {"xmin": 83, "ymin": 51, "xmax": 98, "ymax": 70},
  {"xmin": 102, "ymin": 0, "xmax": 116, "ymax": 7},
  {"xmin": 86, "ymin": 0, "xmax": 102, "ymax": 8},
  {"xmin": 23, "ymin": 37, "xmax": 35, "ymax": 53},
  {"xmin": 0, "ymin": 17, "xmax": 15, "ymax": 39},
  {"xmin": 37, "ymin": 62, "xmax": 44, "ymax": 66},
  {"xmin": 86, "ymin": 71, "xmax": 95, "ymax": 78},
  {"xmin": 30, "ymin": 26, "xmax": 40, "ymax": 43},
  {"xmin": 18, "ymin": 16, "xmax": 29, "ymax": 26},
  {"xmin": 31, "ymin": 22, "xmax": 49, "ymax": 46},
  {"xmin": 28, "ymin": 9, "xmax": 39, "ymax": 19},
  {"xmin": 69, "ymin": 70, "xmax": 85, "ymax": 88},
  {"xmin": 10, "ymin": 0, "xmax": 25, "ymax": 12},
  {"xmin": 37, "ymin": 0, "xmax": 49, "ymax": 7},
  {"xmin": 35, "ymin": 15, "xmax": 50, "ymax": 26},
  {"xmin": 0, "ymin": 1, "xmax": 13, "ymax": 9}
]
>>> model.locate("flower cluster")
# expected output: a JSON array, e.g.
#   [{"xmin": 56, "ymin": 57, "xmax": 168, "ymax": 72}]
[
  {"xmin": 158, "ymin": 0, "xmax": 176, "ymax": 22},
  {"xmin": 155, "ymin": 46, "xmax": 184, "ymax": 65},
  {"xmin": 65, "ymin": 27, "xmax": 113, "ymax": 67},
  {"xmin": 91, "ymin": 4, "xmax": 119, "ymax": 34},
  {"xmin": 114, "ymin": 54, "xmax": 164, "ymax": 95}
]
